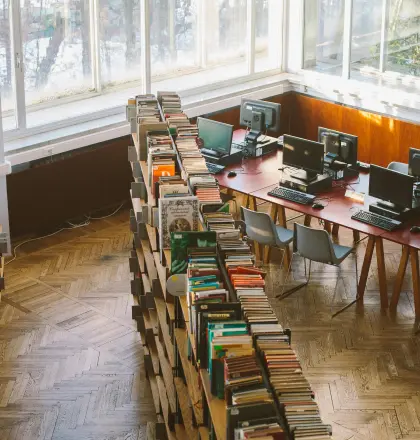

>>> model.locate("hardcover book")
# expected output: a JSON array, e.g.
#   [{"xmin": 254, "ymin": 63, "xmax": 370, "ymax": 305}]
[{"xmin": 159, "ymin": 197, "xmax": 199, "ymax": 249}]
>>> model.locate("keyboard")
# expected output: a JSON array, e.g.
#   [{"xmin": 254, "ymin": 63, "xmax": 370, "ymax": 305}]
[
  {"xmin": 206, "ymin": 162, "xmax": 226, "ymax": 175},
  {"xmin": 267, "ymin": 187, "xmax": 316, "ymax": 205},
  {"xmin": 351, "ymin": 209, "xmax": 401, "ymax": 231}
]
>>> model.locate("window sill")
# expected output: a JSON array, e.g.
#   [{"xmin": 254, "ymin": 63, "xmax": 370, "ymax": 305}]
[{"xmin": 5, "ymin": 72, "xmax": 293, "ymax": 167}]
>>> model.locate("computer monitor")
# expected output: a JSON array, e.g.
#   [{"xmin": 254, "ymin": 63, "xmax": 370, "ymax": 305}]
[
  {"xmin": 197, "ymin": 117, "xmax": 234, "ymax": 156},
  {"xmin": 369, "ymin": 164, "xmax": 414, "ymax": 211},
  {"xmin": 409, "ymin": 147, "xmax": 420, "ymax": 180},
  {"xmin": 283, "ymin": 135, "xmax": 325, "ymax": 182},
  {"xmin": 318, "ymin": 127, "xmax": 358, "ymax": 166},
  {"xmin": 240, "ymin": 98, "xmax": 281, "ymax": 143}
]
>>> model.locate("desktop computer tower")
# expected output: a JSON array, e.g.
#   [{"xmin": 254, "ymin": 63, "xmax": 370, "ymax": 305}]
[{"xmin": 280, "ymin": 173, "xmax": 332, "ymax": 195}]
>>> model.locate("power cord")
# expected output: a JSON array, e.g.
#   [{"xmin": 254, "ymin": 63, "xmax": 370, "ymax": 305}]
[{"xmin": 5, "ymin": 202, "xmax": 126, "ymax": 266}]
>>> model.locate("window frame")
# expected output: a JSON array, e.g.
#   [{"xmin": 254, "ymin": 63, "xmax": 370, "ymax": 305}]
[{"xmin": 1, "ymin": 0, "xmax": 285, "ymax": 143}]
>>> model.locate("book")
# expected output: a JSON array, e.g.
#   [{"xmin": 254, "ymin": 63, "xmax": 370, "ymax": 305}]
[
  {"xmin": 170, "ymin": 231, "xmax": 217, "ymax": 274},
  {"xmin": 158, "ymin": 197, "xmax": 199, "ymax": 249}
]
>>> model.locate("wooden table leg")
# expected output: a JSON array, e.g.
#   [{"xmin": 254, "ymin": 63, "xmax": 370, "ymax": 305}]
[
  {"xmin": 410, "ymin": 248, "xmax": 420, "ymax": 318},
  {"xmin": 375, "ymin": 237, "xmax": 388, "ymax": 309},
  {"xmin": 244, "ymin": 194, "xmax": 250, "ymax": 209},
  {"xmin": 263, "ymin": 204, "xmax": 278, "ymax": 264},
  {"xmin": 353, "ymin": 230, "xmax": 361, "ymax": 242},
  {"xmin": 276, "ymin": 206, "xmax": 291, "ymax": 268},
  {"xmin": 324, "ymin": 221, "xmax": 332, "ymax": 234},
  {"xmin": 304, "ymin": 215, "xmax": 311, "ymax": 227},
  {"xmin": 332, "ymin": 224, "xmax": 340, "ymax": 236},
  {"xmin": 248, "ymin": 196, "xmax": 261, "ymax": 263},
  {"xmin": 390, "ymin": 245, "xmax": 410, "ymax": 310},
  {"xmin": 357, "ymin": 235, "xmax": 375, "ymax": 299}
]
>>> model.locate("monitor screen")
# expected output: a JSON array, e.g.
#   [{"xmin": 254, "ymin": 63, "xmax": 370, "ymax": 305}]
[
  {"xmin": 369, "ymin": 165, "xmax": 414, "ymax": 209},
  {"xmin": 318, "ymin": 127, "xmax": 358, "ymax": 165},
  {"xmin": 197, "ymin": 117, "xmax": 233, "ymax": 155},
  {"xmin": 409, "ymin": 147, "xmax": 420, "ymax": 179},
  {"xmin": 283, "ymin": 135, "xmax": 325, "ymax": 176}
]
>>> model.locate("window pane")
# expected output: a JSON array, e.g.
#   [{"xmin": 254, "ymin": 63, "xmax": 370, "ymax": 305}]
[
  {"xmin": 255, "ymin": 0, "xmax": 283, "ymax": 73},
  {"xmin": 99, "ymin": 0, "xmax": 142, "ymax": 88},
  {"xmin": 150, "ymin": 0, "xmax": 198, "ymax": 78},
  {"xmin": 303, "ymin": 0, "xmax": 345, "ymax": 76},
  {"xmin": 385, "ymin": 0, "xmax": 420, "ymax": 78},
  {"xmin": 0, "ymin": 2, "xmax": 15, "ymax": 130},
  {"xmin": 350, "ymin": 0, "xmax": 383, "ymax": 80},
  {"xmin": 21, "ymin": 0, "xmax": 93, "ymax": 112},
  {"xmin": 207, "ymin": 0, "xmax": 247, "ymax": 66}
]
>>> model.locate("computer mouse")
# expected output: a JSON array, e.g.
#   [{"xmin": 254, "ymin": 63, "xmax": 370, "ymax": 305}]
[
  {"xmin": 312, "ymin": 203, "xmax": 325, "ymax": 210},
  {"xmin": 410, "ymin": 226, "xmax": 420, "ymax": 233},
  {"xmin": 228, "ymin": 171, "xmax": 237, "ymax": 178}
]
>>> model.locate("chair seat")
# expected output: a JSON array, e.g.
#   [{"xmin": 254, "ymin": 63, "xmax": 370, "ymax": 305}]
[
  {"xmin": 275, "ymin": 225, "xmax": 294, "ymax": 246},
  {"xmin": 332, "ymin": 243, "xmax": 353, "ymax": 263}
]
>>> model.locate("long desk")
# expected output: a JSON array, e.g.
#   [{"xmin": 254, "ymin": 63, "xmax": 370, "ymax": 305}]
[{"xmin": 216, "ymin": 131, "xmax": 420, "ymax": 317}]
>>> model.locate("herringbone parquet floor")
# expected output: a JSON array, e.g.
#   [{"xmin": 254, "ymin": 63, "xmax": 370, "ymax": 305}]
[
  {"xmin": 1, "ymin": 207, "xmax": 420, "ymax": 440},
  {"xmin": 0, "ymin": 210, "xmax": 155, "ymax": 440}
]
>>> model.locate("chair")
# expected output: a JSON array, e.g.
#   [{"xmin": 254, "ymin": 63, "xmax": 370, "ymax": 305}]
[
  {"xmin": 387, "ymin": 161, "xmax": 408, "ymax": 174},
  {"xmin": 277, "ymin": 223, "xmax": 359, "ymax": 317},
  {"xmin": 241, "ymin": 207, "xmax": 293, "ymax": 265}
]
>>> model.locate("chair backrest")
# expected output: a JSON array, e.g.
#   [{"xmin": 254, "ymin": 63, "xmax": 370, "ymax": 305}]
[
  {"xmin": 294, "ymin": 223, "xmax": 335, "ymax": 264},
  {"xmin": 387, "ymin": 161, "xmax": 409, "ymax": 174},
  {"xmin": 242, "ymin": 207, "xmax": 278, "ymax": 246}
]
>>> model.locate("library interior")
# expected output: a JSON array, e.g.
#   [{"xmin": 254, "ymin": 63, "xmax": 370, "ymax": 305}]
[{"xmin": 1, "ymin": 1, "xmax": 420, "ymax": 439}]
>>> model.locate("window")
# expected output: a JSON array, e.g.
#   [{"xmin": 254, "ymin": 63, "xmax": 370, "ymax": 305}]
[
  {"xmin": 0, "ymin": 1, "xmax": 15, "ymax": 130},
  {"xmin": 0, "ymin": 0, "xmax": 283, "ymax": 141},
  {"xmin": 304, "ymin": 0, "xmax": 420, "ymax": 87},
  {"xmin": 304, "ymin": 0, "xmax": 345, "ymax": 76}
]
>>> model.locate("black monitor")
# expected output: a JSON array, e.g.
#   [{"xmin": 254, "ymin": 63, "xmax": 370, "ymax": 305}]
[
  {"xmin": 318, "ymin": 127, "xmax": 358, "ymax": 166},
  {"xmin": 197, "ymin": 117, "xmax": 233, "ymax": 155},
  {"xmin": 283, "ymin": 135, "xmax": 325, "ymax": 182},
  {"xmin": 409, "ymin": 147, "xmax": 420, "ymax": 180},
  {"xmin": 369, "ymin": 164, "xmax": 414, "ymax": 211},
  {"xmin": 240, "ymin": 98, "xmax": 281, "ymax": 143}
]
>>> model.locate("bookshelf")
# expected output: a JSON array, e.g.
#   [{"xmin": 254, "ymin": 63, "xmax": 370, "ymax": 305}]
[{"xmin": 128, "ymin": 95, "xmax": 332, "ymax": 440}]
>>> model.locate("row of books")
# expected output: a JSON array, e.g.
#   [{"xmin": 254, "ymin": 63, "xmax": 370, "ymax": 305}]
[
  {"xmin": 218, "ymin": 237, "xmax": 332, "ymax": 440},
  {"xmin": 137, "ymin": 94, "xmax": 161, "ymax": 124},
  {"xmin": 184, "ymin": 239, "xmax": 286, "ymax": 439}
]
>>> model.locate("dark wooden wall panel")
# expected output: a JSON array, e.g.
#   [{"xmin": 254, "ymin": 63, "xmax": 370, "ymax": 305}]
[
  {"xmin": 7, "ymin": 136, "xmax": 132, "ymax": 238},
  {"xmin": 291, "ymin": 94, "xmax": 420, "ymax": 167}
]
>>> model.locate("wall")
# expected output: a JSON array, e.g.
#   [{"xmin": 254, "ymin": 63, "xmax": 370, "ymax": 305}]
[
  {"xmin": 290, "ymin": 93, "xmax": 420, "ymax": 166},
  {"xmin": 7, "ymin": 136, "xmax": 132, "ymax": 238}
]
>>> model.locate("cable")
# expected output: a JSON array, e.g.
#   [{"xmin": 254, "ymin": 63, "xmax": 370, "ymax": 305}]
[{"xmin": 5, "ymin": 201, "xmax": 126, "ymax": 266}]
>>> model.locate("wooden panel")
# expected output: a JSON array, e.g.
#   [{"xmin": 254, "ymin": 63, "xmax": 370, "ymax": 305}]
[{"xmin": 291, "ymin": 94, "xmax": 420, "ymax": 167}]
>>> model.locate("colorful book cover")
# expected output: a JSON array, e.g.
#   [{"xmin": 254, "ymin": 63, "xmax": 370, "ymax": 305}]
[
  {"xmin": 159, "ymin": 197, "xmax": 200, "ymax": 250},
  {"xmin": 170, "ymin": 231, "xmax": 217, "ymax": 274}
]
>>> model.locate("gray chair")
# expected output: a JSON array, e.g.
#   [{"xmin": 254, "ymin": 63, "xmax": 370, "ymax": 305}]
[
  {"xmin": 388, "ymin": 161, "xmax": 408, "ymax": 174},
  {"xmin": 277, "ymin": 223, "xmax": 359, "ymax": 317},
  {"xmin": 242, "ymin": 207, "xmax": 293, "ymax": 265}
]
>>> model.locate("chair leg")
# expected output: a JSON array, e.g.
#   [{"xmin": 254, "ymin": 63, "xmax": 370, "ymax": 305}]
[
  {"xmin": 276, "ymin": 257, "xmax": 312, "ymax": 300},
  {"xmin": 331, "ymin": 252, "xmax": 361, "ymax": 318}
]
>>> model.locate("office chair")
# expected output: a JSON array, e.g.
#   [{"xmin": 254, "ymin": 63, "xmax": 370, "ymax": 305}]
[
  {"xmin": 242, "ymin": 207, "xmax": 293, "ymax": 266},
  {"xmin": 387, "ymin": 161, "xmax": 408, "ymax": 174},
  {"xmin": 277, "ymin": 223, "xmax": 360, "ymax": 317}
]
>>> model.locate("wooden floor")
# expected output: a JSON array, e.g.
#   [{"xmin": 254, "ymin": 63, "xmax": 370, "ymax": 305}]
[
  {"xmin": 1, "ymin": 207, "xmax": 420, "ymax": 440},
  {"xmin": 0, "ymin": 210, "xmax": 155, "ymax": 440}
]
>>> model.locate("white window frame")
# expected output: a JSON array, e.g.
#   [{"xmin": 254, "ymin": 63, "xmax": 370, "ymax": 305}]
[
  {"xmin": 289, "ymin": 0, "xmax": 420, "ymax": 123},
  {"xmin": 2, "ymin": 0, "xmax": 285, "ymax": 145}
]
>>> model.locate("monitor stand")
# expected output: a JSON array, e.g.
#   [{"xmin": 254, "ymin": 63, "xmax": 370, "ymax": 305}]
[{"xmin": 292, "ymin": 169, "xmax": 318, "ymax": 183}]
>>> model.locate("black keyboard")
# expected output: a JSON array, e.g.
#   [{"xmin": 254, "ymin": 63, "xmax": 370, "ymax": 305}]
[
  {"xmin": 267, "ymin": 187, "xmax": 316, "ymax": 205},
  {"xmin": 351, "ymin": 210, "xmax": 401, "ymax": 231},
  {"xmin": 206, "ymin": 162, "xmax": 225, "ymax": 175}
]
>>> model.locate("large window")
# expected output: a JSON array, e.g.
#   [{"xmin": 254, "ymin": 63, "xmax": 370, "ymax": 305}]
[
  {"xmin": 0, "ymin": 0, "xmax": 283, "ymax": 139},
  {"xmin": 304, "ymin": 0, "xmax": 420, "ymax": 86}
]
